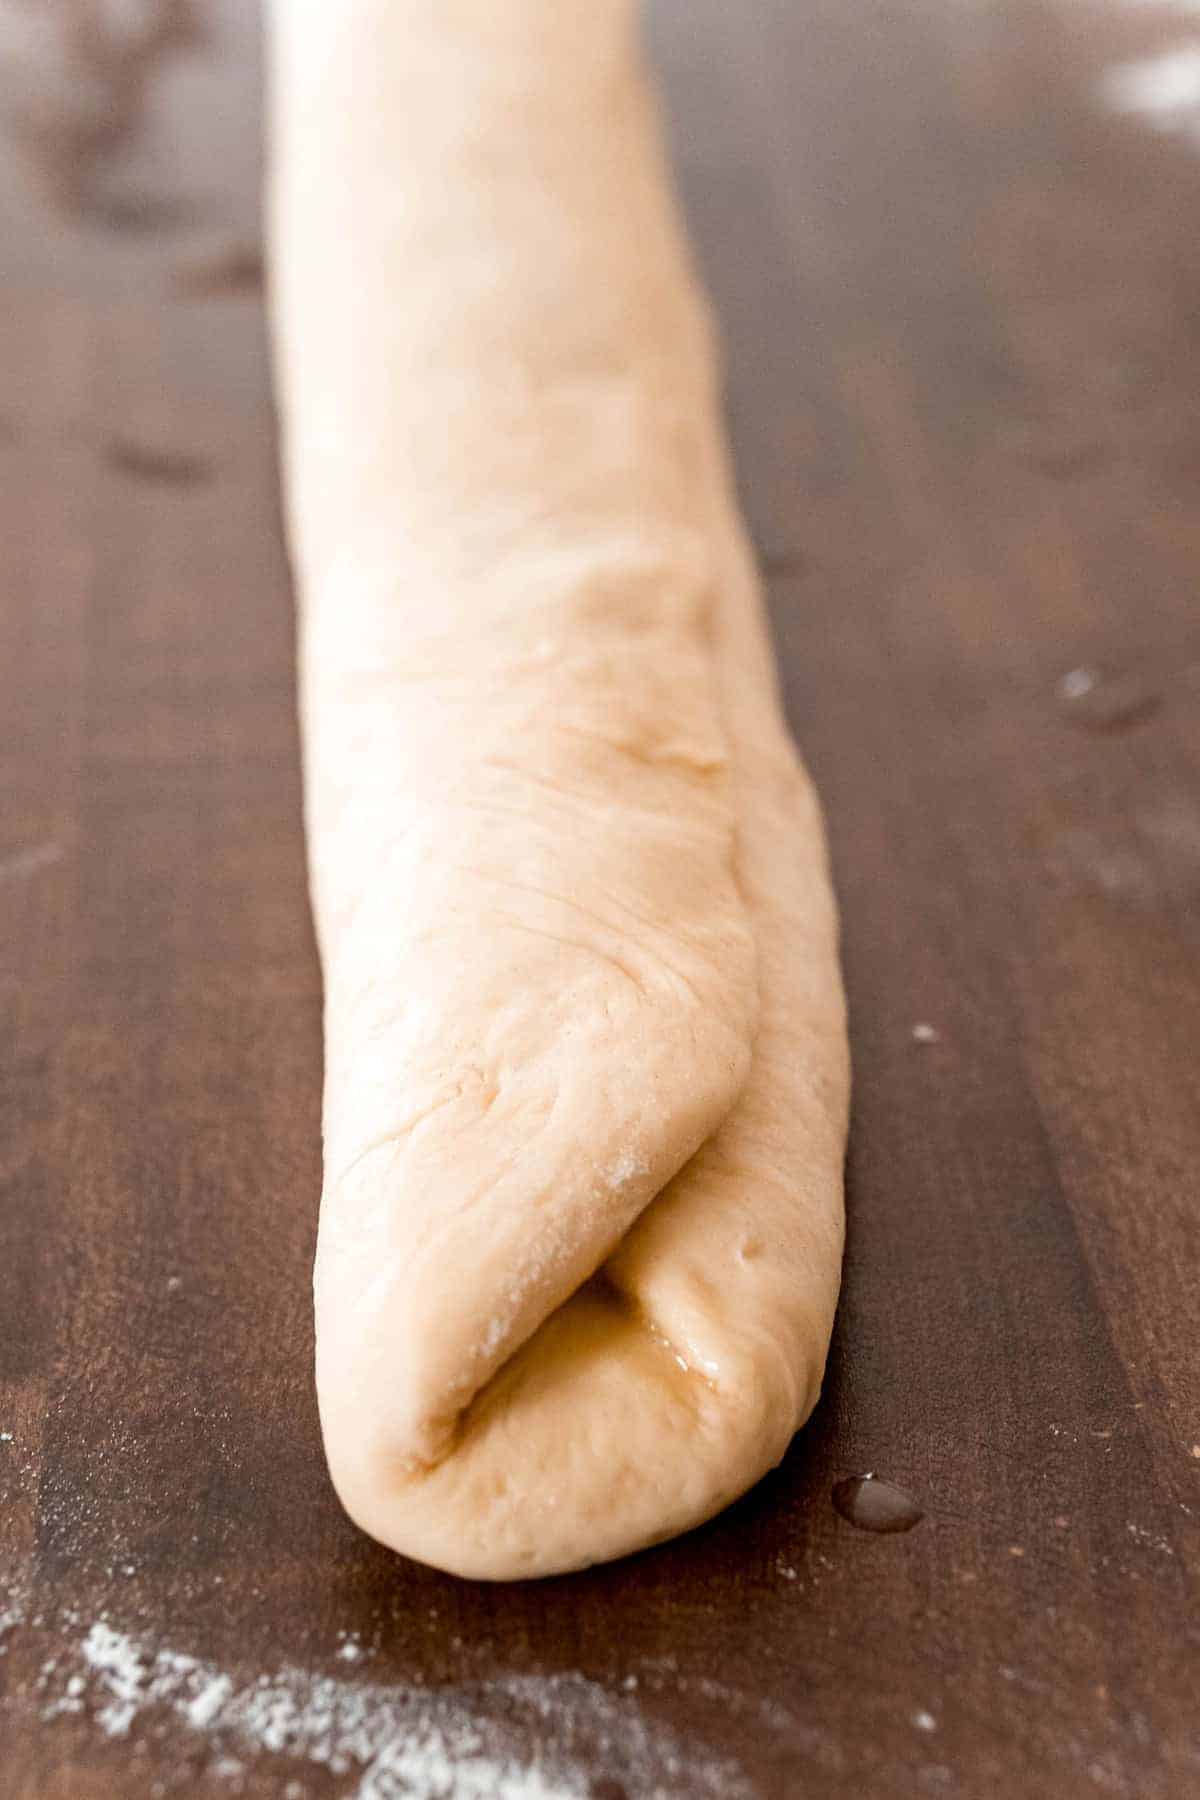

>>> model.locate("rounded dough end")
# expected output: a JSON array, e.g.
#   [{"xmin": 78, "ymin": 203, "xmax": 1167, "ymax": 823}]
[{"xmin": 316, "ymin": 1275, "xmax": 824, "ymax": 1581}]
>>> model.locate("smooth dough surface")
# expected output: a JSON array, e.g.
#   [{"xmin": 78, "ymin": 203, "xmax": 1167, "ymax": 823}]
[{"xmin": 269, "ymin": 0, "xmax": 849, "ymax": 1578}]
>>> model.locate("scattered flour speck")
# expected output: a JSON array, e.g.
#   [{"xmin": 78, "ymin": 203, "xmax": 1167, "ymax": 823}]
[
  {"xmin": 186, "ymin": 1672, "xmax": 234, "ymax": 1729},
  {"xmin": 1126, "ymin": 1521, "xmax": 1174, "ymax": 1556},
  {"xmin": 604, "ymin": 1150, "xmax": 650, "ymax": 1190}
]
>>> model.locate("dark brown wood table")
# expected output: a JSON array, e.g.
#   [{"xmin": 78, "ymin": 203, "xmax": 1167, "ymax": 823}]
[{"xmin": 2, "ymin": 2, "xmax": 1198, "ymax": 1794}]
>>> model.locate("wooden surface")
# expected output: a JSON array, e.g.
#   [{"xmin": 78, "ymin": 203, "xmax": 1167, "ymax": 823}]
[{"xmin": 2, "ymin": 1, "xmax": 1198, "ymax": 1794}]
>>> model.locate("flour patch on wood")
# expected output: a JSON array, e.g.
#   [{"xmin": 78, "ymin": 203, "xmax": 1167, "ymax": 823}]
[
  {"xmin": 0, "ymin": 1597, "xmax": 24, "ymax": 1646},
  {"xmin": 35, "ymin": 1618, "xmax": 752, "ymax": 1799}
]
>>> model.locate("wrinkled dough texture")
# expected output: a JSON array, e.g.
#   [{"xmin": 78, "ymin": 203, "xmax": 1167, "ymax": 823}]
[{"xmin": 269, "ymin": 0, "xmax": 849, "ymax": 1577}]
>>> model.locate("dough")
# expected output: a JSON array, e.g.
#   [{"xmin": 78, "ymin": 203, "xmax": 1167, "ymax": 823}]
[{"xmin": 268, "ymin": 0, "xmax": 849, "ymax": 1579}]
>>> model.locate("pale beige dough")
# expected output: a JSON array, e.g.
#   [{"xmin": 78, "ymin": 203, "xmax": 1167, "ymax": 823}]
[{"xmin": 268, "ymin": 0, "xmax": 849, "ymax": 1578}]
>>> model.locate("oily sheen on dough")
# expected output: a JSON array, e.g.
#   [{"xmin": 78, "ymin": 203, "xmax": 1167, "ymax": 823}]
[{"xmin": 268, "ymin": 0, "xmax": 849, "ymax": 1579}]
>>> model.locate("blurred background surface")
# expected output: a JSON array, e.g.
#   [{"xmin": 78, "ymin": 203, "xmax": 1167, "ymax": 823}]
[{"xmin": 1, "ymin": 3, "xmax": 1198, "ymax": 1797}]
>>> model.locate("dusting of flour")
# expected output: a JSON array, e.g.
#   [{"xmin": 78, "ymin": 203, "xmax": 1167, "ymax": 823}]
[
  {"xmin": 33, "ymin": 1616, "xmax": 753, "ymax": 1799},
  {"xmin": 603, "ymin": 1151, "xmax": 649, "ymax": 1192}
]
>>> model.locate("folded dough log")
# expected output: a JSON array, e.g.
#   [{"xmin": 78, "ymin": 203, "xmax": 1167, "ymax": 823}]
[{"xmin": 269, "ymin": 0, "xmax": 849, "ymax": 1578}]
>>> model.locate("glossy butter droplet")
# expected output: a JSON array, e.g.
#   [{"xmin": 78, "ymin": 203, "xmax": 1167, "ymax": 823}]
[
  {"xmin": 832, "ymin": 1473, "xmax": 924, "ymax": 1534},
  {"xmin": 1056, "ymin": 666, "xmax": 1161, "ymax": 732}
]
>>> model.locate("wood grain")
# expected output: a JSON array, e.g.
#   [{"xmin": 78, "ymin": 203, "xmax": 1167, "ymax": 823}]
[{"xmin": 1, "ymin": 1, "xmax": 1197, "ymax": 1794}]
